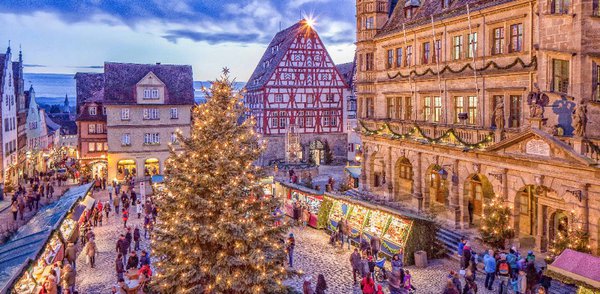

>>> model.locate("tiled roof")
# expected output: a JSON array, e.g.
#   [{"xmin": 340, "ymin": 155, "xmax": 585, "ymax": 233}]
[
  {"xmin": 74, "ymin": 72, "xmax": 104, "ymax": 112},
  {"xmin": 103, "ymin": 62, "xmax": 194, "ymax": 105},
  {"xmin": 246, "ymin": 21, "xmax": 308, "ymax": 91},
  {"xmin": 377, "ymin": 0, "xmax": 516, "ymax": 38},
  {"xmin": 336, "ymin": 62, "xmax": 356, "ymax": 88}
]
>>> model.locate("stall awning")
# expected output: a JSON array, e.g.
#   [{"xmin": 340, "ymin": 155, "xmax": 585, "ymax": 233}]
[
  {"xmin": 81, "ymin": 195, "xmax": 96, "ymax": 210},
  {"xmin": 0, "ymin": 183, "xmax": 93, "ymax": 293},
  {"xmin": 547, "ymin": 249, "xmax": 600, "ymax": 289},
  {"xmin": 345, "ymin": 166, "xmax": 361, "ymax": 179},
  {"xmin": 70, "ymin": 205, "xmax": 86, "ymax": 221},
  {"xmin": 151, "ymin": 175, "xmax": 164, "ymax": 184}
]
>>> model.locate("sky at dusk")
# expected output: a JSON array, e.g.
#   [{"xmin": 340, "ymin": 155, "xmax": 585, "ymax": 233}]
[{"xmin": 0, "ymin": 0, "xmax": 357, "ymax": 81}]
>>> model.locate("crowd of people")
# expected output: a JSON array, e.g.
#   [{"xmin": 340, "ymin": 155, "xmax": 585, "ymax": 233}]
[
  {"xmin": 9, "ymin": 172, "xmax": 61, "ymax": 222},
  {"xmin": 440, "ymin": 237, "xmax": 554, "ymax": 294}
]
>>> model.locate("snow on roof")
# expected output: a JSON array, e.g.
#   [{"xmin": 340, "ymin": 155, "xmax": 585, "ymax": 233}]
[{"xmin": 548, "ymin": 249, "xmax": 600, "ymax": 289}]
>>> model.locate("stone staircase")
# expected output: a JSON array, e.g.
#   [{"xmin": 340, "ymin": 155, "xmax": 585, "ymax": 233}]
[{"xmin": 436, "ymin": 226, "xmax": 463, "ymax": 259}]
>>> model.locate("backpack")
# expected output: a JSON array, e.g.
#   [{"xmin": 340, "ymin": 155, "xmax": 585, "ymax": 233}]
[{"xmin": 498, "ymin": 261, "xmax": 510, "ymax": 275}]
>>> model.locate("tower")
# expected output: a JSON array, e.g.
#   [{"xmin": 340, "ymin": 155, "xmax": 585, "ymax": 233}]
[{"xmin": 64, "ymin": 94, "xmax": 70, "ymax": 113}]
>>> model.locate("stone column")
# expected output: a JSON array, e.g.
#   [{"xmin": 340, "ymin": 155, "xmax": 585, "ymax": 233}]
[
  {"xmin": 449, "ymin": 160, "xmax": 461, "ymax": 229},
  {"xmin": 579, "ymin": 183, "xmax": 590, "ymax": 233},
  {"xmin": 386, "ymin": 146, "xmax": 393, "ymax": 201},
  {"xmin": 360, "ymin": 144, "xmax": 368, "ymax": 191},
  {"xmin": 535, "ymin": 202, "xmax": 547, "ymax": 252},
  {"xmin": 413, "ymin": 152, "xmax": 424, "ymax": 212},
  {"xmin": 501, "ymin": 168, "xmax": 509, "ymax": 200},
  {"xmin": 572, "ymin": 137, "xmax": 584, "ymax": 155}
]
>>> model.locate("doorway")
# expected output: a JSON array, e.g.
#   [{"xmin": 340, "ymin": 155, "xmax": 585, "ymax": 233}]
[
  {"xmin": 518, "ymin": 185, "xmax": 536, "ymax": 236},
  {"xmin": 309, "ymin": 140, "xmax": 324, "ymax": 165}
]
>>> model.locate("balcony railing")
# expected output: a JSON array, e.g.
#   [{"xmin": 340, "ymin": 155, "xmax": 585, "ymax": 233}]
[{"xmin": 359, "ymin": 118, "xmax": 496, "ymax": 149}]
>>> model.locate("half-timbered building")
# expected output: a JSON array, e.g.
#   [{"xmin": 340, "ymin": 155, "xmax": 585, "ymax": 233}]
[{"xmin": 245, "ymin": 20, "xmax": 351, "ymax": 165}]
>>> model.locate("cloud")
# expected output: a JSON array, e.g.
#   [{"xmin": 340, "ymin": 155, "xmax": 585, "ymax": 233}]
[
  {"xmin": 67, "ymin": 65, "xmax": 103, "ymax": 69},
  {"xmin": 163, "ymin": 30, "xmax": 265, "ymax": 45},
  {"xmin": 24, "ymin": 64, "xmax": 47, "ymax": 68},
  {"xmin": 288, "ymin": 0, "xmax": 331, "ymax": 9}
]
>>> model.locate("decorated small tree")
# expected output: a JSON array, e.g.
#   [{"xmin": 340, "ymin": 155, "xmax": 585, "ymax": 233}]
[
  {"xmin": 547, "ymin": 212, "xmax": 591, "ymax": 262},
  {"xmin": 151, "ymin": 69, "xmax": 289, "ymax": 293},
  {"xmin": 480, "ymin": 194, "xmax": 515, "ymax": 249}
]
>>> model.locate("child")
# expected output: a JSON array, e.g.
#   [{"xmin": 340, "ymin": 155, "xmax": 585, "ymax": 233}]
[{"xmin": 404, "ymin": 269, "xmax": 416, "ymax": 292}]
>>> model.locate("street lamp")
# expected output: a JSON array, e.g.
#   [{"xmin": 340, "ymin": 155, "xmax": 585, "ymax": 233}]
[{"xmin": 355, "ymin": 150, "xmax": 363, "ymax": 163}]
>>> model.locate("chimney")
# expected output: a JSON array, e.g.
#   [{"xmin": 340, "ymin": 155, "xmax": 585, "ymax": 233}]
[{"xmin": 156, "ymin": 62, "xmax": 161, "ymax": 65}]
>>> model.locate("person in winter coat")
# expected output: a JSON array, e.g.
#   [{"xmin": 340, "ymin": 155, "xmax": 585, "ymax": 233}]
[
  {"xmin": 388, "ymin": 270, "xmax": 405, "ymax": 294},
  {"xmin": 42, "ymin": 273, "xmax": 58, "ymax": 294},
  {"xmin": 122, "ymin": 209, "xmax": 129, "ymax": 228},
  {"xmin": 104, "ymin": 201, "xmax": 111, "ymax": 219},
  {"xmin": 403, "ymin": 269, "xmax": 415, "ymax": 292},
  {"xmin": 360, "ymin": 274, "xmax": 375, "ymax": 294},
  {"xmin": 457, "ymin": 237, "xmax": 466, "ymax": 258},
  {"xmin": 125, "ymin": 228, "xmax": 132, "ymax": 250},
  {"xmin": 449, "ymin": 271, "xmax": 461, "ymax": 293},
  {"xmin": 341, "ymin": 219, "xmax": 351, "ymax": 249},
  {"xmin": 286, "ymin": 233, "xmax": 295, "ymax": 267},
  {"xmin": 302, "ymin": 276, "xmax": 314, "ymax": 294},
  {"xmin": 133, "ymin": 226, "xmax": 141, "ymax": 251},
  {"xmin": 61, "ymin": 264, "xmax": 76, "ymax": 293},
  {"xmin": 107, "ymin": 184, "xmax": 114, "ymax": 202},
  {"xmin": 517, "ymin": 270, "xmax": 527, "ymax": 294},
  {"xmin": 370, "ymin": 233, "xmax": 381, "ymax": 258},
  {"xmin": 375, "ymin": 284, "xmax": 384, "ymax": 294},
  {"xmin": 442, "ymin": 279, "xmax": 460, "ymax": 294},
  {"xmin": 116, "ymin": 254, "xmax": 125, "ymax": 280},
  {"xmin": 116, "ymin": 235, "xmax": 129, "ymax": 265},
  {"xmin": 136, "ymin": 200, "xmax": 143, "ymax": 219},
  {"xmin": 301, "ymin": 206, "xmax": 310, "ymax": 228},
  {"xmin": 361, "ymin": 255, "xmax": 370, "ymax": 278},
  {"xmin": 85, "ymin": 239, "xmax": 98, "ymax": 268},
  {"xmin": 315, "ymin": 274, "xmax": 327, "ymax": 294},
  {"xmin": 350, "ymin": 249, "xmax": 362, "ymax": 284},
  {"xmin": 139, "ymin": 250, "xmax": 150, "ymax": 266},
  {"xmin": 64, "ymin": 243, "xmax": 76, "ymax": 267},
  {"xmin": 497, "ymin": 254, "xmax": 513, "ymax": 294},
  {"xmin": 367, "ymin": 256, "xmax": 376, "ymax": 280},
  {"xmin": 113, "ymin": 196, "xmax": 120, "ymax": 216},
  {"xmin": 391, "ymin": 253, "xmax": 403, "ymax": 273},
  {"xmin": 483, "ymin": 249, "xmax": 497, "ymax": 291},
  {"xmin": 11, "ymin": 200, "xmax": 18, "ymax": 221},
  {"xmin": 462, "ymin": 241, "xmax": 472, "ymax": 270},
  {"xmin": 126, "ymin": 251, "xmax": 139, "ymax": 270}
]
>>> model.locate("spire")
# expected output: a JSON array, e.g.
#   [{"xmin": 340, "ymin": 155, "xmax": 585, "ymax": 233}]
[
  {"xmin": 19, "ymin": 44, "xmax": 22, "ymax": 64},
  {"xmin": 64, "ymin": 94, "xmax": 70, "ymax": 113}
]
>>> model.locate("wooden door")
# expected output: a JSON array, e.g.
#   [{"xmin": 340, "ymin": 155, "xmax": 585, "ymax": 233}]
[{"xmin": 471, "ymin": 180, "xmax": 483, "ymax": 216}]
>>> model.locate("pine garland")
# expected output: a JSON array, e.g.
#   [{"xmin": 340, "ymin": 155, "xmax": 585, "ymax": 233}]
[
  {"xmin": 387, "ymin": 56, "xmax": 537, "ymax": 79},
  {"xmin": 151, "ymin": 69, "xmax": 290, "ymax": 294},
  {"xmin": 359, "ymin": 120, "xmax": 494, "ymax": 149}
]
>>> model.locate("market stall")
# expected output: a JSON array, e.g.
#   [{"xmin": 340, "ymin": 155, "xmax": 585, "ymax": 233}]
[
  {"xmin": 260, "ymin": 176, "xmax": 275, "ymax": 197},
  {"xmin": 151, "ymin": 174, "xmax": 165, "ymax": 194},
  {"xmin": 546, "ymin": 249, "xmax": 600, "ymax": 293},
  {"xmin": 345, "ymin": 205, "xmax": 369, "ymax": 245},
  {"xmin": 0, "ymin": 183, "xmax": 93, "ymax": 293},
  {"xmin": 275, "ymin": 181, "xmax": 324, "ymax": 228},
  {"xmin": 319, "ymin": 193, "xmax": 440, "ymax": 264}
]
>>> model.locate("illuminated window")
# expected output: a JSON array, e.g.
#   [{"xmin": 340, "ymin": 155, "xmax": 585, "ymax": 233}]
[
  {"xmin": 387, "ymin": 97, "xmax": 395, "ymax": 118},
  {"xmin": 433, "ymin": 96, "xmax": 442, "ymax": 123},
  {"xmin": 551, "ymin": 0, "xmax": 570, "ymax": 14},
  {"xmin": 423, "ymin": 96, "xmax": 431, "ymax": 121},
  {"xmin": 552, "ymin": 59, "xmax": 570, "ymax": 93},
  {"xmin": 509, "ymin": 95, "xmax": 522, "ymax": 128},
  {"xmin": 454, "ymin": 96, "xmax": 464, "ymax": 123},
  {"xmin": 467, "ymin": 96, "xmax": 478, "ymax": 125}
]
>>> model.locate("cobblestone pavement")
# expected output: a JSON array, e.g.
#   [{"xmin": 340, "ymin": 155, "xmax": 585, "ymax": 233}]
[
  {"xmin": 285, "ymin": 226, "xmax": 502, "ymax": 294},
  {"xmin": 75, "ymin": 188, "xmax": 150, "ymax": 293}
]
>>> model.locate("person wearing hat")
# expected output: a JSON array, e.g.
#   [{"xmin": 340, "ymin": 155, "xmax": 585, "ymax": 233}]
[
  {"xmin": 286, "ymin": 233, "xmax": 295, "ymax": 267},
  {"xmin": 526, "ymin": 251, "xmax": 535, "ymax": 264},
  {"xmin": 302, "ymin": 276, "xmax": 314, "ymax": 294}
]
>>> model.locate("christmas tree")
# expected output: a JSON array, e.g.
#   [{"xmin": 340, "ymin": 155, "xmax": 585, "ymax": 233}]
[
  {"xmin": 151, "ymin": 69, "xmax": 289, "ymax": 293},
  {"xmin": 480, "ymin": 194, "xmax": 515, "ymax": 249},
  {"xmin": 547, "ymin": 212, "xmax": 591, "ymax": 262}
]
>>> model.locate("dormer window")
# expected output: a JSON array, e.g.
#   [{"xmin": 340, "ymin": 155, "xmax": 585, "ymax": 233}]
[
  {"xmin": 89, "ymin": 106, "xmax": 97, "ymax": 116},
  {"xmin": 405, "ymin": 8, "xmax": 414, "ymax": 18},
  {"xmin": 143, "ymin": 88, "xmax": 160, "ymax": 99}
]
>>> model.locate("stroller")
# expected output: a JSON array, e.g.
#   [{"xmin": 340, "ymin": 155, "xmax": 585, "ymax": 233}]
[{"xmin": 374, "ymin": 258, "xmax": 388, "ymax": 282}]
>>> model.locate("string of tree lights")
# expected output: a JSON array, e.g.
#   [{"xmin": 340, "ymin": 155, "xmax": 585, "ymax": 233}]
[{"xmin": 150, "ymin": 69, "xmax": 291, "ymax": 293}]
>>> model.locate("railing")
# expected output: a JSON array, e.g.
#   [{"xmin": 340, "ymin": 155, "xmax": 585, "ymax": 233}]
[
  {"xmin": 559, "ymin": 136, "xmax": 600, "ymax": 163},
  {"xmin": 360, "ymin": 118, "xmax": 497, "ymax": 148}
]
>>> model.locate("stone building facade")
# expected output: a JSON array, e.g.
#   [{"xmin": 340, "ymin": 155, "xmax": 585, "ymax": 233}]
[
  {"xmin": 103, "ymin": 62, "xmax": 194, "ymax": 183},
  {"xmin": 355, "ymin": 0, "xmax": 600, "ymax": 253}
]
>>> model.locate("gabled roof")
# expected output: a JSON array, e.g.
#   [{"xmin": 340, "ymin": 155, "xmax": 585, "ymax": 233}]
[
  {"xmin": 548, "ymin": 249, "xmax": 600, "ymax": 289},
  {"xmin": 103, "ymin": 62, "xmax": 194, "ymax": 105},
  {"xmin": 336, "ymin": 62, "xmax": 356, "ymax": 88},
  {"xmin": 377, "ymin": 0, "xmax": 516, "ymax": 38},
  {"xmin": 74, "ymin": 72, "xmax": 104, "ymax": 104},
  {"xmin": 246, "ymin": 21, "xmax": 306, "ymax": 91},
  {"xmin": 485, "ymin": 128, "xmax": 596, "ymax": 166}
]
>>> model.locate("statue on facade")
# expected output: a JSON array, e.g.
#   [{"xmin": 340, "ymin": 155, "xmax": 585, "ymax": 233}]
[
  {"xmin": 572, "ymin": 102, "xmax": 587, "ymax": 137},
  {"xmin": 527, "ymin": 84, "xmax": 549, "ymax": 119},
  {"xmin": 493, "ymin": 103, "xmax": 505, "ymax": 129}
]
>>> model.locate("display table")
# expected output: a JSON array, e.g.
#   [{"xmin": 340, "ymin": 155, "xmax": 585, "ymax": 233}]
[{"xmin": 124, "ymin": 269, "xmax": 141, "ymax": 294}]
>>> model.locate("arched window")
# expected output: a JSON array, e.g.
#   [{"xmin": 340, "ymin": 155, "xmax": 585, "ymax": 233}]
[{"xmin": 117, "ymin": 159, "xmax": 136, "ymax": 181}]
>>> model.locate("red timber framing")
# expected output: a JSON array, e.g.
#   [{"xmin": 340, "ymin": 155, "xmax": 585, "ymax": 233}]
[{"xmin": 245, "ymin": 20, "xmax": 349, "ymax": 136}]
